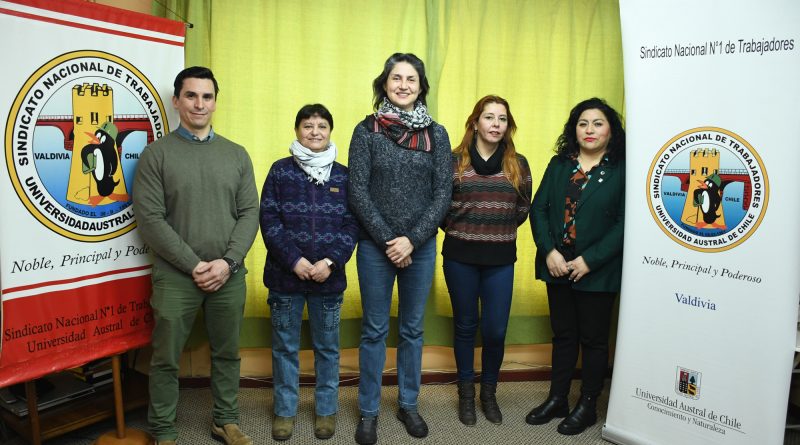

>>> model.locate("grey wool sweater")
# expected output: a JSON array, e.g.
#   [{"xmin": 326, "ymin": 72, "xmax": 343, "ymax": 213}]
[
  {"xmin": 132, "ymin": 131, "xmax": 259, "ymax": 275},
  {"xmin": 347, "ymin": 117, "xmax": 452, "ymax": 249}
]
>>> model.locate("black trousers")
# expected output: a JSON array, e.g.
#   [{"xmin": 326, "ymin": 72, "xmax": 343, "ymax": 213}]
[{"xmin": 546, "ymin": 283, "xmax": 616, "ymax": 398}]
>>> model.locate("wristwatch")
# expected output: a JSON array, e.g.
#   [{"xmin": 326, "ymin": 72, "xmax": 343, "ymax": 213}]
[
  {"xmin": 324, "ymin": 258, "xmax": 335, "ymax": 269},
  {"xmin": 223, "ymin": 257, "xmax": 240, "ymax": 274}
]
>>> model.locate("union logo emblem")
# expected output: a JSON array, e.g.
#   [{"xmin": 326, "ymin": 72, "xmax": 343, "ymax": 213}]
[
  {"xmin": 647, "ymin": 127, "xmax": 768, "ymax": 252},
  {"xmin": 5, "ymin": 50, "xmax": 167, "ymax": 241}
]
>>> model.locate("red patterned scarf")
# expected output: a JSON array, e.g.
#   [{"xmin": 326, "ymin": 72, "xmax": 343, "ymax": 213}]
[{"xmin": 368, "ymin": 114, "xmax": 433, "ymax": 152}]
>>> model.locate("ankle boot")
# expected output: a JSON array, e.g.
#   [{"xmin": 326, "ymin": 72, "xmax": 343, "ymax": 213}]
[
  {"xmin": 479, "ymin": 382, "xmax": 502, "ymax": 424},
  {"xmin": 456, "ymin": 381, "xmax": 476, "ymax": 426},
  {"xmin": 557, "ymin": 394, "xmax": 597, "ymax": 435},
  {"xmin": 525, "ymin": 395, "xmax": 569, "ymax": 425}
]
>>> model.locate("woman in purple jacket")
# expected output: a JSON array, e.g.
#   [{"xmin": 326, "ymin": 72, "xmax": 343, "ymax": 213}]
[{"xmin": 260, "ymin": 104, "xmax": 359, "ymax": 441}]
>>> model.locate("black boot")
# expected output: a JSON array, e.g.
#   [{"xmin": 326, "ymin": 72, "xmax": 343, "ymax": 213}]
[
  {"xmin": 557, "ymin": 394, "xmax": 597, "ymax": 435},
  {"xmin": 479, "ymin": 382, "xmax": 502, "ymax": 424},
  {"xmin": 397, "ymin": 408, "xmax": 429, "ymax": 438},
  {"xmin": 457, "ymin": 381, "xmax": 476, "ymax": 426},
  {"xmin": 354, "ymin": 416, "xmax": 377, "ymax": 445},
  {"xmin": 525, "ymin": 395, "xmax": 569, "ymax": 425}
]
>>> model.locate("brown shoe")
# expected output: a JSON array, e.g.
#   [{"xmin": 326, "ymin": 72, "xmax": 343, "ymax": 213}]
[
  {"xmin": 272, "ymin": 416, "xmax": 295, "ymax": 441},
  {"xmin": 314, "ymin": 414, "xmax": 336, "ymax": 439},
  {"xmin": 211, "ymin": 423, "xmax": 252, "ymax": 445},
  {"xmin": 154, "ymin": 441, "xmax": 177, "ymax": 445}
]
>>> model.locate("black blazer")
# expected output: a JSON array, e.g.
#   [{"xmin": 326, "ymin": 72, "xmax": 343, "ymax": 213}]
[{"xmin": 530, "ymin": 155, "xmax": 625, "ymax": 292}]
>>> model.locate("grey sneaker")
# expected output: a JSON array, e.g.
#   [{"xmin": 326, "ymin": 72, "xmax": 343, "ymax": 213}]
[{"xmin": 211, "ymin": 423, "xmax": 252, "ymax": 445}]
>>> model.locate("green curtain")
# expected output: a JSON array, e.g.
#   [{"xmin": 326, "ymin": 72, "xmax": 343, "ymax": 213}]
[{"xmin": 153, "ymin": 0, "xmax": 623, "ymax": 349}]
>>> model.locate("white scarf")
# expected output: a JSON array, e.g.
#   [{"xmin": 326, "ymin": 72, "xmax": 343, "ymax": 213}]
[{"xmin": 289, "ymin": 140, "xmax": 337, "ymax": 185}]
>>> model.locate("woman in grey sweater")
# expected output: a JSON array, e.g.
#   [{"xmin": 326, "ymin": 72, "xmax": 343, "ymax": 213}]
[{"xmin": 348, "ymin": 53, "xmax": 452, "ymax": 445}]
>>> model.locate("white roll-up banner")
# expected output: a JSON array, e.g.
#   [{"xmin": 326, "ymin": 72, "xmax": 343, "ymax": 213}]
[{"xmin": 605, "ymin": 1, "xmax": 800, "ymax": 444}]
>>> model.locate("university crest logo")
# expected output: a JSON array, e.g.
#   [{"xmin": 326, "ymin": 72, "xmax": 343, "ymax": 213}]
[
  {"xmin": 5, "ymin": 50, "xmax": 167, "ymax": 242},
  {"xmin": 647, "ymin": 127, "xmax": 768, "ymax": 252},
  {"xmin": 675, "ymin": 366, "xmax": 701, "ymax": 399}
]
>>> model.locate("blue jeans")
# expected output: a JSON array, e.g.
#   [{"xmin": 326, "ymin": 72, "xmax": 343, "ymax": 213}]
[
  {"xmin": 443, "ymin": 260, "xmax": 514, "ymax": 385},
  {"xmin": 356, "ymin": 238, "xmax": 436, "ymax": 416},
  {"xmin": 268, "ymin": 290, "xmax": 343, "ymax": 417}
]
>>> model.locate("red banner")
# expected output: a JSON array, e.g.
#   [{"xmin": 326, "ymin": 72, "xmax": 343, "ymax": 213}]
[{"xmin": 1, "ymin": 272, "xmax": 152, "ymax": 385}]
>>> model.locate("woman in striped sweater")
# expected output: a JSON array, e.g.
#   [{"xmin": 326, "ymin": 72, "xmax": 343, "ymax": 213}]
[{"xmin": 441, "ymin": 95, "xmax": 532, "ymax": 427}]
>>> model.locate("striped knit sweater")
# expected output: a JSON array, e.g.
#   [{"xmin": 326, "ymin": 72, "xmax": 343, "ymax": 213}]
[{"xmin": 442, "ymin": 154, "xmax": 533, "ymax": 265}]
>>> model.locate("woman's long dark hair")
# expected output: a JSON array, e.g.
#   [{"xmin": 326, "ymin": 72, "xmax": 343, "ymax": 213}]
[{"xmin": 556, "ymin": 97, "xmax": 625, "ymax": 162}]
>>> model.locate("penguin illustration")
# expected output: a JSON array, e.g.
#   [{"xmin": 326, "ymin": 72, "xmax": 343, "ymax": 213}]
[
  {"xmin": 80, "ymin": 121, "xmax": 125, "ymax": 206},
  {"xmin": 692, "ymin": 173, "xmax": 728, "ymax": 229}
]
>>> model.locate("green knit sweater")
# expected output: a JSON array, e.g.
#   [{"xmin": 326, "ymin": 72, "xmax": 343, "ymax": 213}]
[{"xmin": 132, "ymin": 131, "xmax": 259, "ymax": 275}]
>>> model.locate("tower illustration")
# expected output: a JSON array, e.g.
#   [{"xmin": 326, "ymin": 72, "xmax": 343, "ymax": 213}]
[
  {"xmin": 67, "ymin": 83, "xmax": 128, "ymax": 206},
  {"xmin": 680, "ymin": 148, "xmax": 726, "ymax": 229}
]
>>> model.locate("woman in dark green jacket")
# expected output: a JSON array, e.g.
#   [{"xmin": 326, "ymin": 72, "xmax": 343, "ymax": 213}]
[{"xmin": 525, "ymin": 98, "xmax": 625, "ymax": 436}]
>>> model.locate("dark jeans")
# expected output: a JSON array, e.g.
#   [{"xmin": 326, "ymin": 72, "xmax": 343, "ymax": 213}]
[
  {"xmin": 546, "ymin": 283, "xmax": 615, "ymax": 398},
  {"xmin": 443, "ymin": 259, "xmax": 514, "ymax": 385}
]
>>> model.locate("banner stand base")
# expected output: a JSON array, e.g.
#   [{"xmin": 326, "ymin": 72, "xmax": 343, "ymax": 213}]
[
  {"xmin": 93, "ymin": 428, "xmax": 151, "ymax": 445},
  {"xmin": 92, "ymin": 355, "xmax": 152, "ymax": 445}
]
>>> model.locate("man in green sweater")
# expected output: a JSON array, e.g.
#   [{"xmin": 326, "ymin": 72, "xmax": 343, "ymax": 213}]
[{"xmin": 133, "ymin": 66, "xmax": 258, "ymax": 445}]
